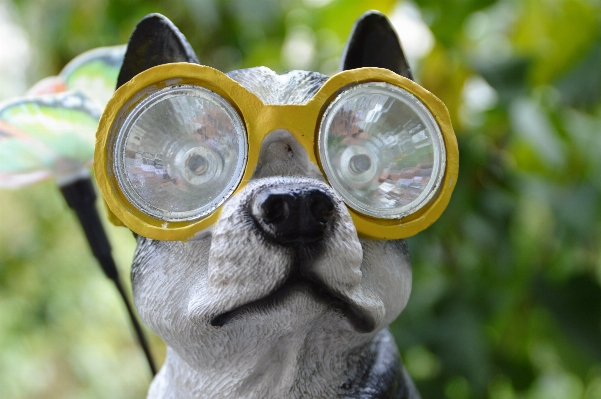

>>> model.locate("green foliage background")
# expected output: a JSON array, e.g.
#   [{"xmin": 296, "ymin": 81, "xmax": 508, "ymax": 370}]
[{"xmin": 1, "ymin": 0, "xmax": 601, "ymax": 398}]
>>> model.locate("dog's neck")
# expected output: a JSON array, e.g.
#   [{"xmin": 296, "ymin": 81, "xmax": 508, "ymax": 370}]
[{"xmin": 147, "ymin": 329, "xmax": 411, "ymax": 399}]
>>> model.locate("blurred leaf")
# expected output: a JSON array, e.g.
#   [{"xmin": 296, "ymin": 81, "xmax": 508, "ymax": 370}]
[
  {"xmin": 509, "ymin": 97, "xmax": 566, "ymax": 171},
  {"xmin": 476, "ymin": 58, "xmax": 531, "ymax": 104},
  {"xmin": 512, "ymin": 0, "xmax": 600, "ymax": 85},
  {"xmin": 315, "ymin": 0, "xmax": 397, "ymax": 40},
  {"xmin": 535, "ymin": 274, "xmax": 601, "ymax": 362},
  {"xmin": 420, "ymin": 44, "xmax": 471, "ymax": 128},
  {"xmin": 415, "ymin": 0, "xmax": 497, "ymax": 47},
  {"xmin": 556, "ymin": 42, "xmax": 601, "ymax": 108}
]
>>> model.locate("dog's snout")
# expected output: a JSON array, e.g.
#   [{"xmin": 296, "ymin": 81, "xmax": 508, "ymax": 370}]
[{"xmin": 251, "ymin": 186, "xmax": 335, "ymax": 245}]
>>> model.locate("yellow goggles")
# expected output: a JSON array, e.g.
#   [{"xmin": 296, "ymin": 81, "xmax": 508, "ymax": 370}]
[{"xmin": 95, "ymin": 63, "xmax": 458, "ymax": 241}]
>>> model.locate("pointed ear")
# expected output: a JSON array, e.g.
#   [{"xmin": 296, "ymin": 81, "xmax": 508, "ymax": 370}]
[
  {"xmin": 117, "ymin": 13, "xmax": 199, "ymax": 88},
  {"xmin": 340, "ymin": 11, "xmax": 413, "ymax": 80}
]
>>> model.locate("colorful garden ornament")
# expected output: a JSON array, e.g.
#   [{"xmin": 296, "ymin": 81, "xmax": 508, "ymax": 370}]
[{"xmin": 0, "ymin": 45, "xmax": 157, "ymax": 375}]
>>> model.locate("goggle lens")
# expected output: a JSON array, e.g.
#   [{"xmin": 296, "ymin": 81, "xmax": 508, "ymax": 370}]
[
  {"xmin": 113, "ymin": 85, "xmax": 247, "ymax": 221},
  {"xmin": 319, "ymin": 83, "xmax": 445, "ymax": 219}
]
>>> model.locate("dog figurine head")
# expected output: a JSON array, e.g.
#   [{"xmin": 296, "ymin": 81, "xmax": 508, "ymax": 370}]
[{"xmin": 95, "ymin": 11, "xmax": 457, "ymax": 399}]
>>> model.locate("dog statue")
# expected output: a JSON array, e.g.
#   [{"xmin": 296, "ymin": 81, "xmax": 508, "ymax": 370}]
[{"xmin": 94, "ymin": 10, "xmax": 457, "ymax": 399}]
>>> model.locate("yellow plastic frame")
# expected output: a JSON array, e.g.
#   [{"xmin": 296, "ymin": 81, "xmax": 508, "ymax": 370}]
[{"xmin": 95, "ymin": 63, "xmax": 458, "ymax": 241}]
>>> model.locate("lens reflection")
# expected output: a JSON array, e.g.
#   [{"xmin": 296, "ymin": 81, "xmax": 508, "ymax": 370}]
[
  {"xmin": 319, "ymin": 82, "xmax": 445, "ymax": 219},
  {"xmin": 114, "ymin": 85, "xmax": 247, "ymax": 221}
]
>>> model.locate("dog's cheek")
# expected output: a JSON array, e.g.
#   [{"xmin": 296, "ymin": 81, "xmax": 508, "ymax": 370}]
[
  {"xmin": 132, "ymin": 238, "xmax": 211, "ymax": 340},
  {"xmin": 311, "ymin": 203, "xmax": 363, "ymax": 287},
  {"xmin": 359, "ymin": 239, "xmax": 412, "ymax": 328}
]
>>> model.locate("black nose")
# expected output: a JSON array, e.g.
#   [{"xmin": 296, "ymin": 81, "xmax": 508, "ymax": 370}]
[{"xmin": 250, "ymin": 186, "xmax": 335, "ymax": 245}]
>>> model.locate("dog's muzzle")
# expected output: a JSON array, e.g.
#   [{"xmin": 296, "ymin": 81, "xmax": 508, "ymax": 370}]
[{"xmin": 250, "ymin": 185, "xmax": 335, "ymax": 245}]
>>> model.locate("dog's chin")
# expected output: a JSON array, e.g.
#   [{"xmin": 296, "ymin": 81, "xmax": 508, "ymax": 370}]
[{"xmin": 209, "ymin": 279, "xmax": 377, "ymax": 333}]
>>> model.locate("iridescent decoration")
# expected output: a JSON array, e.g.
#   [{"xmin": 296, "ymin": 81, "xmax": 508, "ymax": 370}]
[
  {"xmin": 0, "ymin": 45, "xmax": 124, "ymax": 189},
  {"xmin": 319, "ymin": 82, "xmax": 446, "ymax": 219},
  {"xmin": 29, "ymin": 45, "xmax": 126, "ymax": 107},
  {"xmin": 113, "ymin": 85, "xmax": 248, "ymax": 222},
  {"xmin": 0, "ymin": 92, "xmax": 101, "ymax": 188}
]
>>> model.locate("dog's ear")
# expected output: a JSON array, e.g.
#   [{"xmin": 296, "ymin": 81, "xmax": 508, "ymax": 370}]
[
  {"xmin": 340, "ymin": 11, "xmax": 413, "ymax": 80},
  {"xmin": 117, "ymin": 13, "xmax": 199, "ymax": 88}
]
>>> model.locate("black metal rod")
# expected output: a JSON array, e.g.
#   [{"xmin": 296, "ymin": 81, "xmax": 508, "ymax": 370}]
[
  {"xmin": 59, "ymin": 177, "xmax": 157, "ymax": 376},
  {"xmin": 112, "ymin": 272, "xmax": 157, "ymax": 376}
]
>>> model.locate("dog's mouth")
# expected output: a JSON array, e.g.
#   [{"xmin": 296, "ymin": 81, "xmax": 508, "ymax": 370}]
[{"xmin": 210, "ymin": 277, "xmax": 376, "ymax": 333}]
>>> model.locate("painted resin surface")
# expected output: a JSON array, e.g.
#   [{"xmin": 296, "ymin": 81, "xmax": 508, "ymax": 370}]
[{"xmin": 112, "ymin": 11, "xmax": 423, "ymax": 399}]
